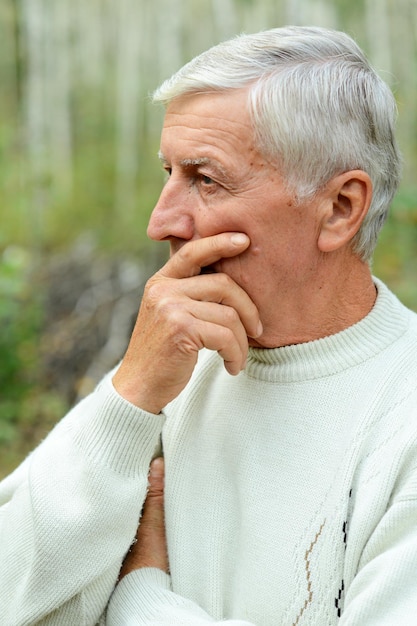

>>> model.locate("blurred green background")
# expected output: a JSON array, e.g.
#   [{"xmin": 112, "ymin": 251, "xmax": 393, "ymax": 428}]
[{"xmin": 1, "ymin": 0, "xmax": 416, "ymax": 477}]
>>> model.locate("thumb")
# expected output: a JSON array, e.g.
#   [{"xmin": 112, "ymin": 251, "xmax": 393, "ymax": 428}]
[
  {"xmin": 159, "ymin": 232, "xmax": 250, "ymax": 279},
  {"xmin": 118, "ymin": 457, "xmax": 168, "ymax": 579},
  {"xmin": 142, "ymin": 457, "xmax": 165, "ymax": 525},
  {"xmin": 147, "ymin": 457, "xmax": 165, "ymax": 498}
]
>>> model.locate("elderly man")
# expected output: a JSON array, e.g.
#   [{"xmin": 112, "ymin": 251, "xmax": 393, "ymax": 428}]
[{"xmin": 1, "ymin": 26, "xmax": 417, "ymax": 626}]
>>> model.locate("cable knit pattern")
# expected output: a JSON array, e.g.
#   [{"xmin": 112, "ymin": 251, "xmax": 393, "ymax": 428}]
[{"xmin": 1, "ymin": 279, "xmax": 417, "ymax": 625}]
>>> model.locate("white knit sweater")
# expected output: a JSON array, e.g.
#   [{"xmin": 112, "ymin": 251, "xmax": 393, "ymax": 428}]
[{"xmin": 1, "ymin": 279, "xmax": 417, "ymax": 625}]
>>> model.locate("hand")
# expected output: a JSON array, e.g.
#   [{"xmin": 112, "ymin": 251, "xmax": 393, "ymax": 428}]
[
  {"xmin": 112, "ymin": 232, "xmax": 262, "ymax": 413},
  {"xmin": 119, "ymin": 458, "xmax": 168, "ymax": 580}
]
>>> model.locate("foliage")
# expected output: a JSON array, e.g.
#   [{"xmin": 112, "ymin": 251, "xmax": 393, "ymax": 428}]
[
  {"xmin": 0, "ymin": 247, "xmax": 39, "ymax": 411},
  {"xmin": 0, "ymin": 247, "xmax": 68, "ymax": 476},
  {"xmin": 0, "ymin": 0, "xmax": 416, "ymax": 477},
  {"xmin": 373, "ymin": 187, "xmax": 417, "ymax": 311}
]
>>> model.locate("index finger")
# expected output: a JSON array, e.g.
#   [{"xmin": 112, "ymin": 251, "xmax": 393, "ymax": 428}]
[{"xmin": 159, "ymin": 232, "xmax": 250, "ymax": 279}]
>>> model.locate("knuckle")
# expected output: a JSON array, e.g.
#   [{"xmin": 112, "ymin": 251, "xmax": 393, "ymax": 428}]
[
  {"xmin": 144, "ymin": 283, "xmax": 192, "ymax": 334},
  {"xmin": 222, "ymin": 305, "xmax": 240, "ymax": 326},
  {"xmin": 175, "ymin": 243, "xmax": 203, "ymax": 274},
  {"xmin": 177, "ymin": 244, "xmax": 194, "ymax": 264},
  {"xmin": 145, "ymin": 281, "xmax": 181, "ymax": 313},
  {"xmin": 217, "ymin": 325, "xmax": 235, "ymax": 345},
  {"xmin": 216, "ymin": 272, "xmax": 235, "ymax": 289},
  {"xmin": 144, "ymin": 277, "xmax": 166, "ymax": 302},
  {"xmin": 207, "ymin": 235, "xmax": 222, "ymax": 254},
  {"xmin": 164, "ymin": 305, "xmax": 188, "ymax": 330},
  {"xmin": 172, "ymin": 326, "xmax": 199, "ymax": 354}
]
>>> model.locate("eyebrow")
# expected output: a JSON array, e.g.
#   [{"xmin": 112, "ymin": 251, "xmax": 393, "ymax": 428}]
[{"xmin": 158, "ymin": 151, "xmax": 229, "ymax": 179}]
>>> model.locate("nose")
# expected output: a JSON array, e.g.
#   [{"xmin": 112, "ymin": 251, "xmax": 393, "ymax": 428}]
[{"xmin": 147, "ymin": 176, "xmax": 195, "ymax": 242}]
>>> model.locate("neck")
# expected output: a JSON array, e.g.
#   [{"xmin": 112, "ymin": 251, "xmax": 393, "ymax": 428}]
[{"xmin": 251, "ymin": 252, "xmax": 376, "ymax": 349}]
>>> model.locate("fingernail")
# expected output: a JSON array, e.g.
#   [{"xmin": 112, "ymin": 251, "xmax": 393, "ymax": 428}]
[
  {"xmin": 256, "ymin": 321, "xmax": 263, "ymax": 337},
  {"xmin": 231, "ymin": 233, "xmax": 249, "ymax": 246},
  {"xmin": 150, "ymin": 457, "xmax": 164, "ymax": 474}
]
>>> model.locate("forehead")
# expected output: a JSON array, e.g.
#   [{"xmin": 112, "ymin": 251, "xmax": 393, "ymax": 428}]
[{"xmin": 160, "ymin": 89, "xmax": 259, "ymax": 162}]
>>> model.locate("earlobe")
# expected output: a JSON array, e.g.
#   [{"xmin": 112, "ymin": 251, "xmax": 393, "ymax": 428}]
[{"xmin": 317, "ymin": 170, "xmax": 372, "ymax": 254}]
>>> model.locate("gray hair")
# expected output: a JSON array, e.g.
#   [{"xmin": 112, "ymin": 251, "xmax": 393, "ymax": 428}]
[{"xmin": 153, "ymin": 26, "xmax": 402, "ymax": 261}]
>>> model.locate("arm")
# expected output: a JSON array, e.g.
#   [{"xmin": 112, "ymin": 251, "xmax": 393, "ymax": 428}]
[
  {"xmin": 0, "ymin": 376, "xmax": 164, "ymax": 625},
  {"xmin": 108, "ymin": 463, "xmax": 417, "ymax": 626},
  {"xmin": 0, "ymin": 233, "xmax": 260, "ymax": 625},
  {"xmin": 106, "ymin": 459, "xmax": 254, "ymax": 626},
  {"xmin": 340, "ymin": 493, "xmax": 417, "ymax": 625},
  {"xmin": 107, "ymin": 571, "xmax": 256, "ymax": 626}
]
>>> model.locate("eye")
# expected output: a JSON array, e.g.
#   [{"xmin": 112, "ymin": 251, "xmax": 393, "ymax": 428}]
[
  {"xmin": 162, "ymin": 166, "xmax": 172, "ymax": 183},
  {"xmin": 196, "ymin": 173, "xmax": 221, "ymax": 196}
]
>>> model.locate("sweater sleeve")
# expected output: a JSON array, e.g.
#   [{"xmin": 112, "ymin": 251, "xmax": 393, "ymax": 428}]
[
  {"xmin": 107, "ymin": 480, "xmax": 417, "ymax": 626},
  {"xmin": 0, "ymin": 374, "xmax": 165, "ymax": 626},
  {"xmin": 341, "ymin": 479, "xmax": 417, "ymax": 624},
  {"xmin": 105, "ymin": 569, "xmax": 254, "ymax": 625}
]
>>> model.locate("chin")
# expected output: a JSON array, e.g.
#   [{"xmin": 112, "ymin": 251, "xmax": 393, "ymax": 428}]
[{"xmin": 248, "ymin": 336, "xmax": 265, "ymax": 349}]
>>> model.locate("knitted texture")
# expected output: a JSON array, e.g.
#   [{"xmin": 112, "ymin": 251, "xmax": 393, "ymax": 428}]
[{"xmin": 1, "ymin": 279, "xmax": 417, "ymax": 625}]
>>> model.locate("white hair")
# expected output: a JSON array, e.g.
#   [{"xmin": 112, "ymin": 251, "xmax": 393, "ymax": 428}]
[{"xmin": 153, "ymin": 26, "xmax": 402, "ymax": 261}]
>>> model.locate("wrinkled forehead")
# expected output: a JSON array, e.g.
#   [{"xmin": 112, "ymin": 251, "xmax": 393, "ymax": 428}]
[
  {"xmin": 163, "ymin": 89, "xmax": 253, "ymax": 133},
  {"xmin": 160, "ymin": 89, "xmax": 260, "ymax": 161}
]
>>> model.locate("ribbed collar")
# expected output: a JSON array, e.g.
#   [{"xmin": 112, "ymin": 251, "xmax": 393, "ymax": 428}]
[{"xmin": 245, "ymin": 279, "xmax": 411, "ymax": 383}]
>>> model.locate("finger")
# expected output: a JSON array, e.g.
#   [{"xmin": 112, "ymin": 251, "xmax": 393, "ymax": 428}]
[
  {"xmin": 159, "ymin": 232, "xmax": 250, "ymax": 279},
  {"xmin": 196, "ymin": 322, "xmax": 247, "ymax": 375},
  {"xmin": 179, "ymin": 300, "xmax": 249, "ymax": 372},
  {"xmin": 170, "ymin": 271, "xmax": 262, "ymax": 339},
  {"xmin": 147, "ymin": 271, "xmax": 262, "ymax": 340}
]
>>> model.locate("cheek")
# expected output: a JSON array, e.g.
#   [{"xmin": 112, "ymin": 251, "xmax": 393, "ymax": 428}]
[
  {"xmin": 217, "ymin": 245, "xmax": 261, "ymax": 288},
  {"xmin": 197, "ymin": 210, "xmax": 245, "ymax": 238}
]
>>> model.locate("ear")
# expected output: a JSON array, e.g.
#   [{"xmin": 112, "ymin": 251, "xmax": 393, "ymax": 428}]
[{"xmin": 317, "ymin": 170, "xmax": 372, "ymax": 254}]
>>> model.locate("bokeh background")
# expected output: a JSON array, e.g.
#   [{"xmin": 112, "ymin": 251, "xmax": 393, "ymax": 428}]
[{"xmin": 1, "ymin": 0, "xmax": 416, "ymax": 476}]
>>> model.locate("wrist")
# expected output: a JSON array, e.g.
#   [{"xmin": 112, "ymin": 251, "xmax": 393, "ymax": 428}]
[{"xmin": 112, "ymin": 370, "xmax": 163, "ymax": 414}]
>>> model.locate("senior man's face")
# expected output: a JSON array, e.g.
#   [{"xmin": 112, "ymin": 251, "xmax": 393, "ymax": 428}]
[{"xmin": 147, "ymin": 89, "xmax": 323, "ymax": 330}]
